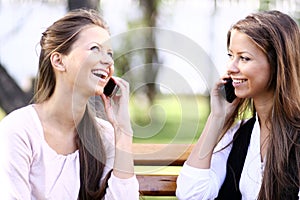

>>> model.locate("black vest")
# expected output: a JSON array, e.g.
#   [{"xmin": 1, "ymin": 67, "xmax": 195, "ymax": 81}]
[
  {"xmin": 215, "ymin": 117, "xmax": 256, "ymax": 200},
  {"xmin": 215, "ymin": 117, "xmax": 299, "ymax": 200}
]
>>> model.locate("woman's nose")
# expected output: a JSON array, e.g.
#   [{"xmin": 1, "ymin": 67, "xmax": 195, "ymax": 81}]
[
  {"xmin": 100, "ymin": 53, "xmax": 114, "ymax": 66},
  {"xmin": 227, "ymin": 59, "xmax": 239, "ymax": 74}
]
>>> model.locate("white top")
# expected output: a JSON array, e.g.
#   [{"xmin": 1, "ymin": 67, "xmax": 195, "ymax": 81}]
[
  {"xmin": 0, "ymin": 105, "xmax": 139, "ymax": 200},
  {"xmin": 176, "ymin": 117, "xmax": 300, "ymax": 200}
]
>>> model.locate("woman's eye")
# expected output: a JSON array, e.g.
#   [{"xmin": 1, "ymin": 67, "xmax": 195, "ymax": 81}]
[
  {"xmin": 240, "ymin": 56, "xmax": 250, "ymax": 61},
  {"xmin": 91, "ymin": 46, "xmax": 100, "ymax": 52},
  {"xmin": 227, "ymin": 53, "xmax": 233, "ymax": 59},
  {"xmin": 107, "ymin": 52, "xmax": 113, "ymax": 58}
]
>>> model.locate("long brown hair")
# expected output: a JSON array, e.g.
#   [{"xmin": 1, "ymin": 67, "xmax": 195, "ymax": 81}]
[
  {"xmin": 34, "ymin": 9, "xmax": 111, "ymax": 199},
  {"xmin": 223, "ymin": 10, "xmax": 300, "ymax": 200}
]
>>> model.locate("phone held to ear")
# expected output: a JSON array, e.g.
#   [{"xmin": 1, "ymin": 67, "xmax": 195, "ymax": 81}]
[
  {"xmin": 219, "ymin": 78, "xmax": 236, "ymax": 103},
  {"xmin": 104, "ymin": 78, "xmax": 119, "ymax": 97}
]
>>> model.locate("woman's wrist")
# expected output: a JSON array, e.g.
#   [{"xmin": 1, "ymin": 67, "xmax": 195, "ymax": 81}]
[
  {"xmin": 113, "ymin": 127, "xmax": 135, "ymax": 179},
  {"xmin": 113, "ymin": 125, "xmax": 133, "ymax": 152},
  {"xmin": 112, "ymin": 120, "xmax": 133, "ymax": 134},
  {"xmin": 208, "ymin": 113, "xmax": 226, "ymax": 125}
]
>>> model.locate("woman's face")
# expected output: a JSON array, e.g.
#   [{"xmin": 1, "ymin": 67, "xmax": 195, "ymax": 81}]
[
  {"xmin": 227, "ymin": 29, "xmax": 273, "ymax": 101},
  {"xmin": 62, "ymin": 25, "xmax": 114, "ymax": 96}
]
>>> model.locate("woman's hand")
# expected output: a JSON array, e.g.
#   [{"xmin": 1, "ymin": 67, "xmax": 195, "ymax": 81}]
[
  {"xmin": 210, "ymin": 74, "xmax": 239, "ymax": 120},
  {"xmin": 101, "ymin": 77, "xmax": 134, "ymax": 178},
  {"xmin": 101, "ymin": 77, "xmax": 133, "ymax": 135}
]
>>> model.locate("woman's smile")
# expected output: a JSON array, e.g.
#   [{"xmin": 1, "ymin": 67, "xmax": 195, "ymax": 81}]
[
  {"xmin": 91, "ymin": 68, "xmax": 109, "ymax": 84},
  {"xmin": 232, "ymin": 78, "xmax": 248, "ymax": 87}
]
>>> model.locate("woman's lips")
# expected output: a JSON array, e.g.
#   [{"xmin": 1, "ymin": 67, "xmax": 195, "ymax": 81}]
[{"xmin": 91, "ymin": 69, "xmax": 108, "ymax": 79}]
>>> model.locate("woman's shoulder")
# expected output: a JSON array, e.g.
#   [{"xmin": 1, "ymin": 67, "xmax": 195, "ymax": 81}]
[
  {"xmin": 0, "ymin": 104, "xmax": 42, "ymax": 140},
  {"xmin": 0, "ymin": 105, "xmax": 36, "ymax": 127}
]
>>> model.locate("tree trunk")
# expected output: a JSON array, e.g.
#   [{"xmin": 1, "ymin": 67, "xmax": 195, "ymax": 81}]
[
  {"xmin": 68, "ymin": 0, "xmax": 99, "ymax": 11},
  {"xmin": 0, "ymin": 63, "xmax": 31, "ymax": 114},
  {"xmin": 140, "ymin": 0, "xmax": 159, "ymax": 104}
]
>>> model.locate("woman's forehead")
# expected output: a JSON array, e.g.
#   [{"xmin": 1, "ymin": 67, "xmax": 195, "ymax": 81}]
[{"xmin": 75, "ymin": 25, "xmax": 111, "ymax": 47}]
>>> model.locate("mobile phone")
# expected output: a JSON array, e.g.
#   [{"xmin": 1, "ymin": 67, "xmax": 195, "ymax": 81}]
[
  {"xmin": 103, "ymin": 78, "xmax": 119, "ymax": 97},
  {"xmin": 219, "ymin": 78, "xmax": 236, "ymax": 103}
]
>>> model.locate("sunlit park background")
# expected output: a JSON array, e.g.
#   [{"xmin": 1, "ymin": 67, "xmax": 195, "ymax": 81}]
[{"xmin": 0, "ymin": 0, "xmax": 299, "ymax": 199}]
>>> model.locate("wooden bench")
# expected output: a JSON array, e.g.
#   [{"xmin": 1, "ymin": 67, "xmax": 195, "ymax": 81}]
[{"xmin": 133, "ymin": 143, "xmax": 195, "ymax": 196}]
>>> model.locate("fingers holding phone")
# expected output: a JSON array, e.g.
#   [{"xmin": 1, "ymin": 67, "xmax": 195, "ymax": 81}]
[
  {"xmin": 210, "ymin": 75, "xmax": 239, "ymax": 118},
  {"xmin": 103, "ymin": 77, "xmax": 130, "ymax": 99},
  {"xmin": 104, "ymin": 78, "xmax": 119, "ymax": 97},
  {"xmin": 101, "ymin": 77, "xmax": 132, "ymax": 131},
  {"xmin": 219, "ymin": 78, "xmax": 237, "ymax": 103}
]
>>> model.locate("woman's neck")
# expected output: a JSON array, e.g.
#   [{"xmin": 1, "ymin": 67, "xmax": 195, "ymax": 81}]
[
  {"xmin": 37, "ymin": 90, "xmax": 88, "ymax": 135},
  {"xmin": 253, "ymin": 94, "xmax": 273, "ymax": 162},
  {"xmin": 253, "ymin": 93, "xmax": 273, "ymax": 125}
]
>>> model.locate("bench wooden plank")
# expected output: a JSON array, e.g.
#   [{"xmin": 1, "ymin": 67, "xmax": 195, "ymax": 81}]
[
  {"xmin": 133, "ymin": 143, "xmax": 195, "ymax": 196},
  {"xmin": 137, "ymin": 174, "xmax": 177, "ymax": 196},
  {"xmin": 133, "ymin": 143, "xmax": 194, "ymax": 166}
]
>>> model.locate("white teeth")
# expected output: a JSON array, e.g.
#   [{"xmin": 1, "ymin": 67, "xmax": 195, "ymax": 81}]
[
  {"xmin": 233, "ymin": 79, "xmax": 247, "ymax": 84},
  {"xmin": 92, "ymin": 69, "xmax": 108, "ymax": 79}
]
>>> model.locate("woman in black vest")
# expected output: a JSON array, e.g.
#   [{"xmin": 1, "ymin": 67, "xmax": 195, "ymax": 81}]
[{"xmin": 176, "ymin": 10, "xmax": 299, "ymax": 200}]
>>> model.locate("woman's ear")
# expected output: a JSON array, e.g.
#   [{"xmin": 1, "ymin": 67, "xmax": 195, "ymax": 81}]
[{"xmin": 50, "ymin": 52, "xmax": 66, "ymax": 72}]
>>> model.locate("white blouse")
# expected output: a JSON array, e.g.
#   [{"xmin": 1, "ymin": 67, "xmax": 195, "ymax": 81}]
[
  {"xmin": 0, "ymin": 105, "xmax": 139, "ymax": 200},
  {"xmin": 176, "ymin": 117, "xmax": 300, "ymax": 200}
]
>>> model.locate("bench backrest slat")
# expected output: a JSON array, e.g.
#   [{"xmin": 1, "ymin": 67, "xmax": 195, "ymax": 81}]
[
  {"xmin": 133, "ymin": 143, "xmax": 194, "ymax": 196},
  {"xmin": 133, "ymin": 143, "xmax": 194, "ymax": 166}
]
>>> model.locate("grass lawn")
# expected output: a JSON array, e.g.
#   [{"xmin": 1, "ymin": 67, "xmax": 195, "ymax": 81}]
[{"xmin": 130, "ymin": 94, "xmax": 210, "ymax": 144}]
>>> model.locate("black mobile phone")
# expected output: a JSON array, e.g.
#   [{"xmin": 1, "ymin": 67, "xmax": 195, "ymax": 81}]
[
  {"xmin": 103, "ymin": 78, "xmax": 119, "ymax": 97},
  {"xmin": 219, "ymin": 78, "xmax": 236, "ymax": 103}
]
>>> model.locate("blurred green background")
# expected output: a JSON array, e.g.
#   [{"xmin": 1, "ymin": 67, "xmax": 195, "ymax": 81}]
[
  {"xmin": 0, "ymin": 108, "xmax": 4, "ymax": 120},
  {"xmin": 131, "ymin": 94, "xmax": 209, "ymax": 144}
]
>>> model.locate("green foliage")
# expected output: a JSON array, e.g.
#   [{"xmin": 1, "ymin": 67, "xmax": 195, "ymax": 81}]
[
  {"xmin": 130, "ymin": 94, "xmax": 210, "ymax": 144},
  {"xmin": 0, "ymin": 108, "xmax": 5, "ymax": 121}
]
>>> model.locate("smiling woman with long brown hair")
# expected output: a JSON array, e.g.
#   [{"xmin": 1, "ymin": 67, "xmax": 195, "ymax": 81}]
[
  {"xmin": 0, "ymin": 9, "xmax": 139, "ymax": 199},
  {"xmin": 176, "ymin": 10, "xmax": 300, "ymax": 200}
]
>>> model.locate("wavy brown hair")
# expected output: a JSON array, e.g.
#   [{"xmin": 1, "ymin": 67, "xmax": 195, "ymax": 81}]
[
  {"xmin": 223, "ymin": 10, "xmax": 300, "ymax": 200},
  {"xmin": 34, "ymin": 9, "xmax": 112, "ymax": 199}
]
